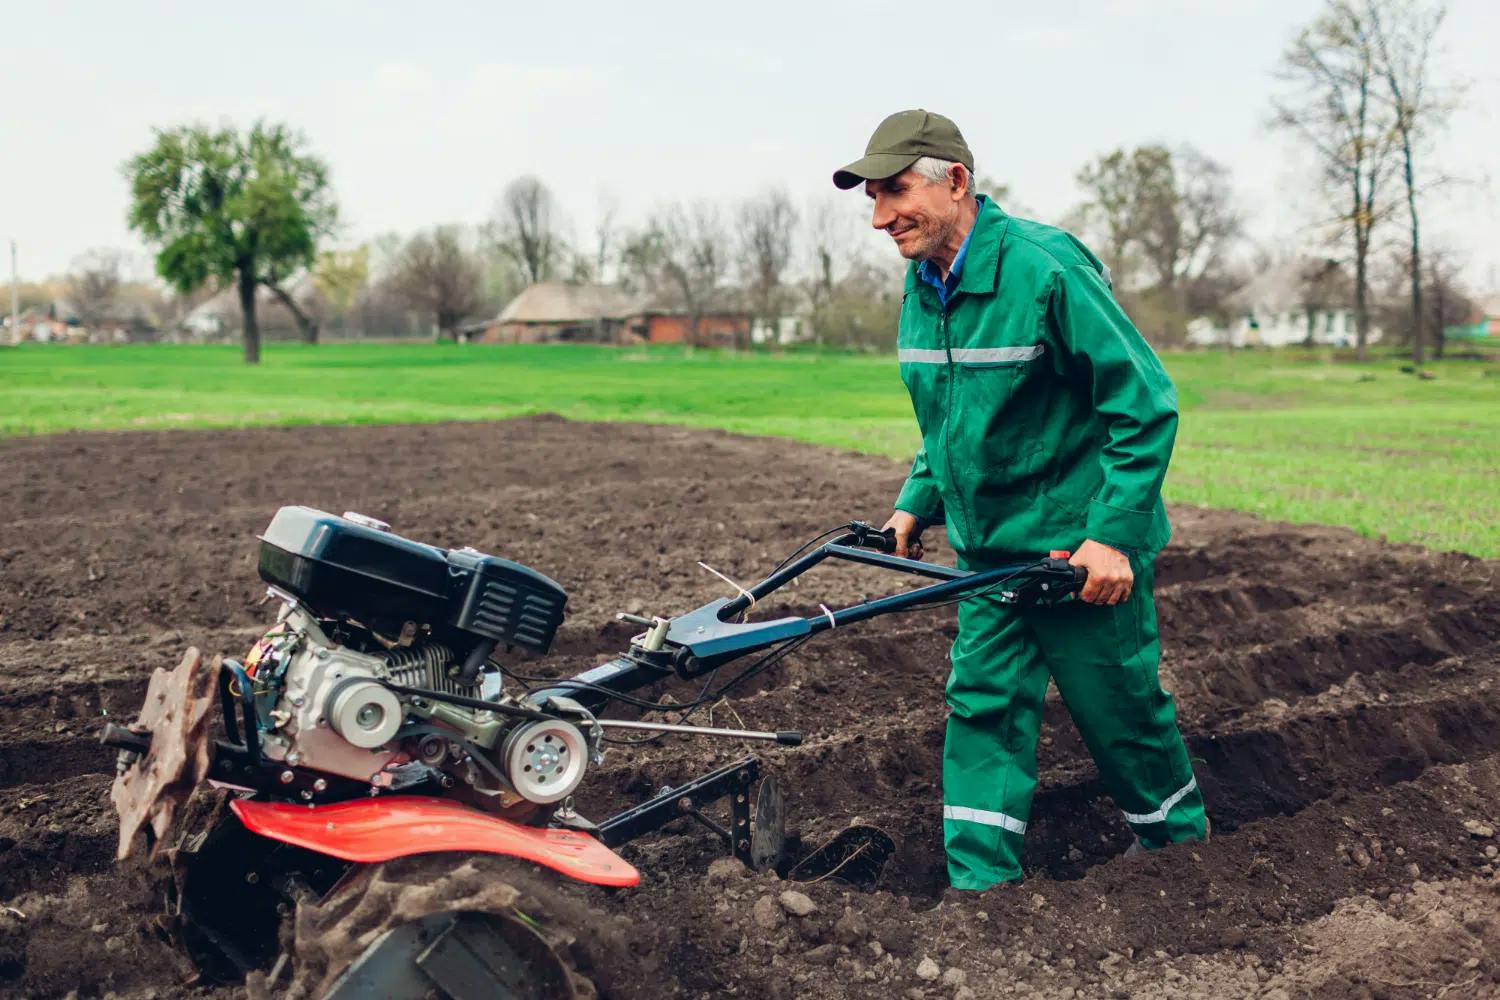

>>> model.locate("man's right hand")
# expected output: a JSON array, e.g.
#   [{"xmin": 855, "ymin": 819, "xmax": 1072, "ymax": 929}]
[{"xmin": 883, "ymin": 510, "xmax": 925, "ymax": 560}]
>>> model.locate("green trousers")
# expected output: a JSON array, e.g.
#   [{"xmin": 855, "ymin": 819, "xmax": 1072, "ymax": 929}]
[{"xmin": 943, "ymin": 555, "xmax": 1206, "ymax": 889}]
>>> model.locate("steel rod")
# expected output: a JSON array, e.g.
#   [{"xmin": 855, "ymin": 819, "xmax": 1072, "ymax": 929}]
[{"xmin": 592, "ymin": 719, "xmax": 792, "ymax": 742}]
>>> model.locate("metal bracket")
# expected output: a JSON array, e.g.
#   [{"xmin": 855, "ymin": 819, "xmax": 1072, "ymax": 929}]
[{"xmin": 597, "ymin": 756, "xmax": 761, "ymax": 863}]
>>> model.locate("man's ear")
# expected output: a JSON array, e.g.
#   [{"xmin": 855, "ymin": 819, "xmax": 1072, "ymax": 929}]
[{"xmin": 949, "ymin": 165, "xmax": 968, "ymax": 198}]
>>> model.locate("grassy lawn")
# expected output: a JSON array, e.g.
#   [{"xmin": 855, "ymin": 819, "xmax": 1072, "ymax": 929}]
[{"xmin": 2, "ymin": 341, "xmax": 1496, "ymax": 557}]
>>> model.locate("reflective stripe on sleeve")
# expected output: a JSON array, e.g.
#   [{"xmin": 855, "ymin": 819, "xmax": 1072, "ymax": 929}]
[
  {"xmin": 898, "ymin": 346, "xmax": 1044, "ymax": 364},
  {"xmin": 1121, "ymin": 776, "xmax": 1198, "ymax": 826},
  {"xmin": 943, "ymin": 804, "xmax": 1027, "ymax": 835}
]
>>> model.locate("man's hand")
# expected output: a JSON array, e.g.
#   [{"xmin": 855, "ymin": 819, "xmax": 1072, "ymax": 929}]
[
  {"xmin": 1069, "ymin": 539, "xmax": 1133, "ymax": 606},
  {"xmin": 883, "ymin": 510, "xmax": 925, "ymax": 560}
]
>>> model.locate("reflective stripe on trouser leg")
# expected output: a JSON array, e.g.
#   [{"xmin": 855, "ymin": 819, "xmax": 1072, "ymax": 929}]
[
  {"xmin": 1026, "ymin": 554, "xmax": 1207, "ymax": 850},
  {"xmin": 943, "ymin": 593, "xmax": 1049, "ymax": 890}
]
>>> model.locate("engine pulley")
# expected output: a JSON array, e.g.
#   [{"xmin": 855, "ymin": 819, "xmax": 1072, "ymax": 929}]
[
  {"xmin": 326, "ymin": 678, "xmax": 403, "ymax": 749},
  {"xmin": 502, "ymin": 720, "xmax": 586, "ymax": 804}
]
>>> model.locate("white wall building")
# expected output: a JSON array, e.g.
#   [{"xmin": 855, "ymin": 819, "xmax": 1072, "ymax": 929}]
[{"xmin": 1188, "ymin": 256, "xmax": 1383, "ymax": 348}]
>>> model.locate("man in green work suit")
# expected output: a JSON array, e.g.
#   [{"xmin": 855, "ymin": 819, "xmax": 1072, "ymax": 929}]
[{"xmin": 833, "ymin": 110, "xmax": 1208, "ymax": 896}]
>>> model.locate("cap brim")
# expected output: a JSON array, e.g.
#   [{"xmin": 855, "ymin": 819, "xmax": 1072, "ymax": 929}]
[{"xmin": 832, "ymin": 152, "xmax": 920, "ymax": 190}]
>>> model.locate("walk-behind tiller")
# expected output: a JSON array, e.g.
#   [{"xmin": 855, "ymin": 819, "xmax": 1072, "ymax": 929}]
[{"xmin": 102, "ymin": 506, "xmax": 1085, "ymax": 999}]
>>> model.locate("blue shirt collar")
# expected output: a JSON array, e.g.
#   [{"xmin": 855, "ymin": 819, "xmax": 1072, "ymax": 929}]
[{"xmin": 917, "ymin": 221, "xmax": 974, "ymax": 306}]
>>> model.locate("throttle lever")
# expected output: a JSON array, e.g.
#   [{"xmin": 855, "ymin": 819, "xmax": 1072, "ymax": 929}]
[
  {"xmin": 1043, "ymin": 551, "xmax": 1087, "ymax": 592},
  {"xmin": 848, "ymin": 520, "xmax": 898, "ymax": 554}
]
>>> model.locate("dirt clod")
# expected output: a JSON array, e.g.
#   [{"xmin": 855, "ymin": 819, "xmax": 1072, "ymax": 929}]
[
  {"xmin": 779, "ymin": 889, "xmax": 817, "ymax": 917},
  {"xmin": 753, "ymin": 894, "xmax": 785, "ymax": 931},
  {"xmin": 834, "ymin": 905, "xmax": 870, "ymax": 945}
]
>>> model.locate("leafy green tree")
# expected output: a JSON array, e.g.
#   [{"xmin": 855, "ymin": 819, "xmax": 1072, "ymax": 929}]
[{"xmin": 125, "ymin": 122, "xmax": 336, "ymax": 363}]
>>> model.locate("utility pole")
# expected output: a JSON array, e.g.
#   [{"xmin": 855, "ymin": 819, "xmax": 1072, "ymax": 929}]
[{"xmin": 8, "ymin": 239, "xmax": 17, "ymax": 346}]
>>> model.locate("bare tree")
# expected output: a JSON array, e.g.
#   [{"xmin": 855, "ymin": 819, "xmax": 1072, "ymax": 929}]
[
  {"xmin": 1369, "ymin": 0, "xmax": 1455, "ymax": 364},
  {"xmin": 1134, "ymin": 146, "xmax": 1241, "ymax": 293},
  {"xmin": 802, "ymin": 196, "xmax": 855, "ymax": 345},
  {"xmin": 1272, "ymin": 0, "xmax": 1401, "ymax": 360},
  {"xmin": 737, "ymin": 188, "xmax": 798, "ymax": 348},
  {"xmin": 1073, "ymin": 145, "xmax": 1241, "ymax": 341},
  {"xmin": 1421, "ymin": 245, "xmax": 1472, "ymax": 359},
  {"xmin": 387, "ymin": 225, "xmax": 484, "ymax": 340},
  {"xmin": 66, "ymin": 249, "xmax": 123, "ymax": 333},
  {"xmin": 593, "ymin": 190, "xmax": 620, "ymax": 284},
  {"xmin": 489, "ymin": 175, "xmax": 566, "ymax": 286},
  {"xmin": 1075, "ymin": 150, "xmax": 1143, "ymax": 287},
  {"xmin": 644, "ymin": 202, "xmax": 731, "ymax": 346}
]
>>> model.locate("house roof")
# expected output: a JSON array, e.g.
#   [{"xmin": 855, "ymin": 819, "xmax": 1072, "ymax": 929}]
[{"xmin": 497, "ymin": 282, "xmax": 647, "ymax": 324}]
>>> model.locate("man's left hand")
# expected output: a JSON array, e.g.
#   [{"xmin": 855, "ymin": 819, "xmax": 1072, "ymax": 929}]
[{"xmin": 1068, "ymin": 540, "xmax": 1133, "ymax": 606}]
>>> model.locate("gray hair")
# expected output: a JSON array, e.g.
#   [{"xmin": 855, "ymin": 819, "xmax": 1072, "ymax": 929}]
[{"xmin": 911, "ymin": 156, "xmax": 975, "ymax": 194}]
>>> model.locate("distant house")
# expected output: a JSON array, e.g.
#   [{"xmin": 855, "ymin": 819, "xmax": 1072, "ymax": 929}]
[
  {"xmin": 180, "ymin": 296, "xmax": 230, "ymax": 340},
  {"xmin": 8, "ymin": 308, "xmax": 73, "ymax": 344},
  {"xmin": 751, "ymin": 315, "xmax": 810, "ymax": 346},
  {"xmin": 1187, "ymin": 256, "xmax": 1383, "ymax": 348},
  {"xmin": 475, "ymin": 282, "xmax": 751, "ymax": 345},
  {"xmin": 172, "ymin": 276, "xmax": 319, "ymax": 342},
  {"xmin": 1443, "ymin": 294, "xmax": 1500, "ymax": 344}
]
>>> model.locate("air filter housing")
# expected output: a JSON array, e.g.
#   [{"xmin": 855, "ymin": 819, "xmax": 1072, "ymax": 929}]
[{"xmin": 257, "ymin": 506, "xmax": 567, "ymax": 653}]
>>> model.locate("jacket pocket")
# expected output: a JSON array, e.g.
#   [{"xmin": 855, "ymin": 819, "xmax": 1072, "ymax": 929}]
[{"xmin": 949, "ymin": 347, "xmax": 1044, "ymax": 475}]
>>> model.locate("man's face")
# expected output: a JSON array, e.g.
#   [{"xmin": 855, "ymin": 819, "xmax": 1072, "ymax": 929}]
[{"xmin": 865, "ymin": 168, "xmax": 964, "ymax": 262}]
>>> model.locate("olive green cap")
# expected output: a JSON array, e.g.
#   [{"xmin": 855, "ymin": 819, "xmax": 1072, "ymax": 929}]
[{"xmin": 832, "ymin": 109, "xmax": 974, "ymax": 190}]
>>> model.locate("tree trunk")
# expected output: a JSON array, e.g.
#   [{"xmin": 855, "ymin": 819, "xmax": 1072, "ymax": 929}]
[
  {"xmin": 238, "ymin": 269, "xmax": 261, "ymax": 364},
  {"xmin": 1401, "ymin": 137, "xmax": 1423, "ymax": 364},
  {"xmin": 1353, "ymin": 245, "xmax": 1369, "ymax": 362},
  {"xmin": 1431, "ymin": 262, "xmax": 1447, "ymax": 360},
  {"xmin": 268, "ymin": 283, "xmax": 319, "ymax": 344},
  {"xmin": 1348, "ymin": 167, "xmax": 1372, "ymax": 363}
]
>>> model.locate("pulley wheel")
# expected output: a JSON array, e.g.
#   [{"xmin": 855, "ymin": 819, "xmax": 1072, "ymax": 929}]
[{"xmin": 502, "ymin": 720, "xmax": 587, "ymax": 804}]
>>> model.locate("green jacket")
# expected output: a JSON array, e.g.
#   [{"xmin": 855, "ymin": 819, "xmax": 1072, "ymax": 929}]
[{"xmin": 894, "ymin": 196, "xmax": 1177, "ymax": 562}]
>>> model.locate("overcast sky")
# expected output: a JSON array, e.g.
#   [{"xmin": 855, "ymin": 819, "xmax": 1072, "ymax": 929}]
[{"xmin": 7, "ymin": 0, "xmax": 1498, "ymax": 289}]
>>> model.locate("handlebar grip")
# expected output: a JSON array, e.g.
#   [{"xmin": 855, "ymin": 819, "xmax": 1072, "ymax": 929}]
[
  {"xmin": 847, "ymin": 522, "xmax": 898, "ymax": 553},
  {"xmin": 776, "ymin": 731, "xmax": 804, "ymax": 746},
  {"xmin": 1072, "ymin": 565, "xmax": 1088, "ymax": 589}
]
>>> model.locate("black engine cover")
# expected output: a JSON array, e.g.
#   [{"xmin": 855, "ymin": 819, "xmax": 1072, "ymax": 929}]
[{"xmin": 257, "ymin": 506, "xmax": 567, "ymax": 652}]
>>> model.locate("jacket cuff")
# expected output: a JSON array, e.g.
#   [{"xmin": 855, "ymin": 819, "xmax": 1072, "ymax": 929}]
[
  {"xmin": 896, "ymin": 479, "xmax": 945, "ymax": 525},
  {"xmin": 1085, "ymin": 497, "xmax": 1154, "ymax": 553}
]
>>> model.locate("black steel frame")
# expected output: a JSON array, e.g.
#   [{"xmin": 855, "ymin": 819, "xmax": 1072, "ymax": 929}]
[{"xmin": 529, "ymin": 525, "xmax": 1083, "ymax": 712}]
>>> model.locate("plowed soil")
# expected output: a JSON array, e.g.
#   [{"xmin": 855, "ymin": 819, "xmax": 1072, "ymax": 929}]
[{"xmin": 2, "ymin": 418, "xmax": 1498, "ymax": 1000}]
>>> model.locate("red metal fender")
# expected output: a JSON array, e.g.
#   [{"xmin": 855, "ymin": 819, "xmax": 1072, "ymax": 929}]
[{"xmin": 229, "ymin": 795, "xmax": 639, "ymax": 888}]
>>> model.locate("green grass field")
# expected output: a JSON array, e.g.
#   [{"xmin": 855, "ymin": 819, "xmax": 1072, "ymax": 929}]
[{"xmin": 3, "ymin": 341, "xmax": 1496, "ymax": 557}]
